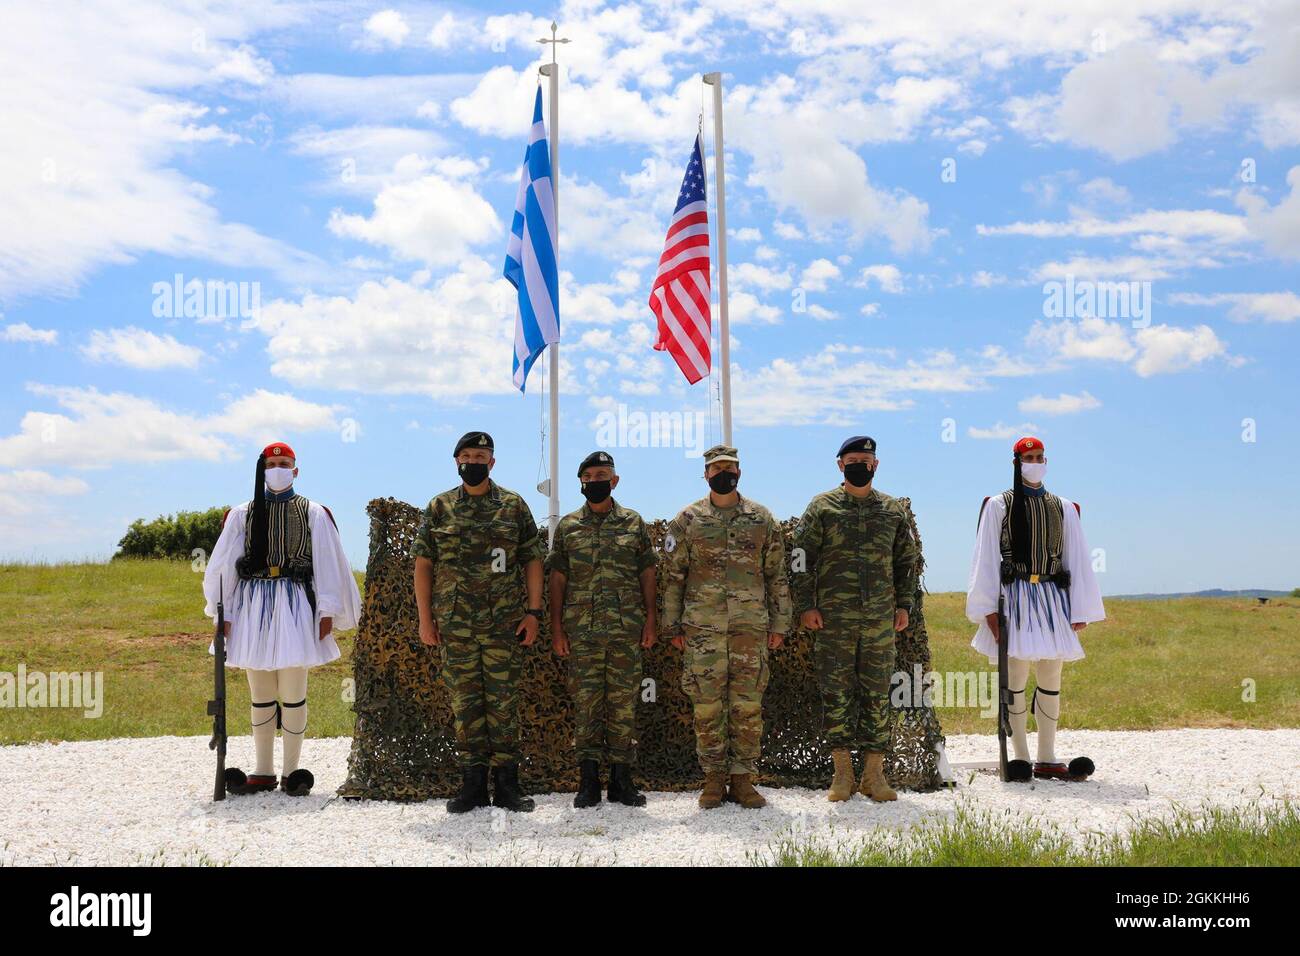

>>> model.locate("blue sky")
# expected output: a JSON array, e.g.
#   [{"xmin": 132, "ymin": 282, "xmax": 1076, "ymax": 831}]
[{"xmin": 1, "ymin": 0, "xmax": 1298, "ymax": 595}]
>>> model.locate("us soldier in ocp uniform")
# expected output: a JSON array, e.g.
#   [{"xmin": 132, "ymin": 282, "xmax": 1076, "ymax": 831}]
[
  {"xmin": 662, "ymin": 444, "xmax": 791, "ymax": 810},
  {"xmin": 792, "ymin": 435, "xmax": 917, "ymax": 803},
  {"xmin": 548, "ymin": 450, "xmax": 657, "ymax": 809},
  {"xmin": 412, "ymin": 431, "xmax": 544, "ymax": 814}
]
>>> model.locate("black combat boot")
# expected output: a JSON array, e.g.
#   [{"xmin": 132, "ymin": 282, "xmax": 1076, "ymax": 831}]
[
  {"xmin": 491, "ymin": 763, "xmax": 536, "ymax": 813},
  {"xmin": 446, "ymin": 765, "xmax": 490, "ymax": 814},
  {"xmin": 607, "ymin": 763, "xmax": 647, "ymax": 807},
  {"xmin": 573, "ymin": 759, "xmax": 602, "ymax": 809}
]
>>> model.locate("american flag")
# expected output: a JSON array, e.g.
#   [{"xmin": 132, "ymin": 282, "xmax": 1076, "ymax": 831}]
[{"xmin": 650, "ymin": 134, "xmax": 711, "ymax": 384}]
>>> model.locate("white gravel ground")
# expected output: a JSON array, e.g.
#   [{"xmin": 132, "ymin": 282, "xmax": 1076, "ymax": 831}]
[{"xmin": 2, "ymin": 729, "xmax": 1296, "ymax": 866}]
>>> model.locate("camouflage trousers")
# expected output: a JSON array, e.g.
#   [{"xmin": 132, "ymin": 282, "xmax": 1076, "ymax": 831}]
[
  {"xmin": 567, "ymin": 627, "xmax": 641, "ymax": 764},
  {"xmin": 681, "ymin": 624, "xmax": 770, "ymax": 775},
  {"xmin": 813, "ymin": 620, "xmax": 896, "ymax": 752},
  {"xmin": 440, "ymin": 628, "xmax": 521, "ymax": 768}
]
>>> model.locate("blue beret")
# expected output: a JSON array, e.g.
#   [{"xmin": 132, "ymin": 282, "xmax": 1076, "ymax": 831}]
[{"xmin": 837, "ymin": 435, "xmax": 876, "ymax": 457}]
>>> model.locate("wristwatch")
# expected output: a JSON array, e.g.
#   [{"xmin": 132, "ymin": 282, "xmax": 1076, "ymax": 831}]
[{"xmin": 524, "ymin": 608, "xmax": 543, "ymax": 619}]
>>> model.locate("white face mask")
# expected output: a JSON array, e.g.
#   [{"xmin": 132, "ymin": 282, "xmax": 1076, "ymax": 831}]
[
  {"xmin": 265, "ymin": 466, "xmax": 295, "ymax": 492},
  {"xmin": 1021, "ymin": 461, "xmax": 1047, "ymax": 484}
]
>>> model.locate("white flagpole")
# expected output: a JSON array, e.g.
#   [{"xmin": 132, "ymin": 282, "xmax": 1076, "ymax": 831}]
[
  {"xmin": 540, "ymin": 24, "xmax": 567, "ymax": 545},
  {"xmin": 703, "ymin": 72, "xmax": 733, "ymax": 446}
]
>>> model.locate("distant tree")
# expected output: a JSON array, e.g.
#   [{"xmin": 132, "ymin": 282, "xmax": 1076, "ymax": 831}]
[
  {"xmin": 114, "ymin": 507, "xmax": 228, "ymax": 561},
  {"xmin": 1292, "ymin": 588, "xmax": 1300, "ymax": 598}
]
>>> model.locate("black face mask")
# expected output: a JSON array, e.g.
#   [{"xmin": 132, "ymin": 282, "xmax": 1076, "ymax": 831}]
[
  {"xmin": 458, "ymin": 461, "xmax": 490, "ymax": 486},
  {"xmin": 708, "ymin": 471, "xmax": 739, "ymax": 495},
  {"xmin": 843, "ymin": 462, "xmax": 875, "ymax": 488},
  {"xmin": 581, "ymin": 480, "xmax": 612, "ymax": 504}
]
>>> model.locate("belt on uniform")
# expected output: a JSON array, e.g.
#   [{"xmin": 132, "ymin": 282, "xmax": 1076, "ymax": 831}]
[{"xmin": 1000, "ymin": 561, "xmax": 1070, "ymax": 589}]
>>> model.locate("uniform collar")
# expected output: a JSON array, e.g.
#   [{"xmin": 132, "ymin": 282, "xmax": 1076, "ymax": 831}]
[
  {"xmin": 836, "ymin": 484, "xmax": 878, "ymax": 506},
  {"xmin": 1023, "ymin": 484, "xmax": 1047, "ymax": 497},
  {"xmin": 264, "ymin": 487, "xmax": 296, "ymax": 503},
  {"xmin": 581, "ymin": 498, "xmax": 621, "ymax": 520},
  {"xmin": 705, "ymin": 492, "xmax": 754, "ymax": 516},
  {"xmin": 456, "ymin": 479, "xmax": 502, "ymax": 503}
]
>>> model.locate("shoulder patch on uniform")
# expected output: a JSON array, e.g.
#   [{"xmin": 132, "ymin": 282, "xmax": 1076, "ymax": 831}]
[{"xmin": 663, "ymin": 532, "xmax": 677, "ymax": 553}]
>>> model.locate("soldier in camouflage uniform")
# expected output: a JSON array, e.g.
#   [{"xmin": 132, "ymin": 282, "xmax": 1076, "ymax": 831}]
[
  {"xmin": 412, "ymin": 430, "xmax": 545, "ymax": 814},
  {"xmin": 548, "ymin": 450, "xmax": 658, "ymax": 808},
  {"xmin": 662, "ymin": 444, "xmax": 791, "ymax": 810},
  {"xmin": 792, "ymin": 436, "xmax": 917, "ymax": 802}
]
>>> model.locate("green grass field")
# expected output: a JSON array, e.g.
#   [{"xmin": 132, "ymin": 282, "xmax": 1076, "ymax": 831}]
[
  {"xmin": 762, "ymin": 802, "xmax": 1300, "ymax": 866},
  {"xmin": 3, "ymin": 560, "xmax": 1297, "ymax": 745}
]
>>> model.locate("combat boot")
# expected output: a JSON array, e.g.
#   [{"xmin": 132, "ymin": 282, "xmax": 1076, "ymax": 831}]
[
  {"xmin": 573, "ymin": 759, "xmax": 602, "ymax": 809},
  {"xmin": 698, "ymin": 772, "xmax": 728, "ymax": 810},
  {"xmin": 491, "ymin": 763, "xmax": 536, "ymax": 813},
  {"xmin": 859, "ymin": 751, "xmax": 897, "ymax": 802},
  {"xmin": 728, "ymin": 773, "xmax": 767, "ymax": 809},
  {"xmin": 446, "ymin": 765, "xmax": 490, "ymax": 814},
  {"xmin": 828, "ymin": 749, "xmax": 855, "ymax": 802},
  {"xmin": 607, "ymin": 763, "xmax": 646, "ymax": 807}
]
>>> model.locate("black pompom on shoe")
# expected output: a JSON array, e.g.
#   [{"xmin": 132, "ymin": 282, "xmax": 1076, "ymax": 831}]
[
  {"xmin": 1006, "ymin": 759, "xmax": 1033, "ymax": 782},
  {"xmin": 224, "ymin": 767, "xmax": 247, "ymax": 794},
  {"xmin": 1068, "ymin": 756, "xmax": 1095, "ymax": 779},
  {"xmin": 280, "ymin": 769, "xmax": 314, "ymax": 796}
]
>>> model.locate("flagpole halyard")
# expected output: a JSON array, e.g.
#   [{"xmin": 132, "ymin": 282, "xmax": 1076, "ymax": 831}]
[
  {"xmin": 539, "ymin": 23, "xmax": 568, "ymax": 546},
  {"xmin": 703, "ymin": 71, "xmax": 733, "ymax": 446}
]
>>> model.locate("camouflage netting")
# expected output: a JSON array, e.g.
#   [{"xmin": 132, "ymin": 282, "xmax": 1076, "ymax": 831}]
[{"xmin": 339, "ymin": 497, "xmax": 946, "ymax": 800}]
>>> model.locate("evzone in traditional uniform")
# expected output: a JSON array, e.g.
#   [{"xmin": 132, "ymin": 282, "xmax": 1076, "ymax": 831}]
[
  {"xmin": 203, "ymin": 442, "xmax": 361, "ymax": 796},
  {"xmin": 966, "ymin": 436, "xmax": 1105, "ymax": 781}
]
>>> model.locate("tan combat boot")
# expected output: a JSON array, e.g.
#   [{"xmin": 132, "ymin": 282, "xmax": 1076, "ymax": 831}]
[
  {"xmin": 728, "ymin": 773, "xmax": 767, "ymax": 809},
  {"xmin": 698, "ymin": 772, "xmax": 728, "ymax": 810},
  {"xmin": 859, "ymin": 751, "xmax": 897, "ymax": 802},
  {"xmin": 828, "ymin": 749, "xmax": 856, "ymax": 802}
]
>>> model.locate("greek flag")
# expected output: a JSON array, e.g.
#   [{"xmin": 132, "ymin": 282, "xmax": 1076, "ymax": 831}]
[{"xmin": 505, "ymin": 85, "xmax": 559, "ymax": 392}]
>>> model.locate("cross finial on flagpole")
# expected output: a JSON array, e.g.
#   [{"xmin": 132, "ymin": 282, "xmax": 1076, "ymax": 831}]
[{"xmin": 538, "ymin": 21, "xmax": 569, "ymax": 66}]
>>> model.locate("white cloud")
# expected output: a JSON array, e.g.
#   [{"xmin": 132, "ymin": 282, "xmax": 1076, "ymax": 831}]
[
  {"xmin": 1132, "ymin": 323, "xmax": 1227, "ymax": 377},
  {"xmin": 2, "ymin": 323, "xmax": 57, "ymax": 345},
  {"xmin": 1028, "ymin": 316, "xmax": 1229, "ymax": 376},
  {"xmin": 0, "ymin": 385, "xmax": 342, "ymax": 469},
  {"xmin": 857, "ymin": 265, "xmax": 905, "ymax": 293},
  {"xmin": 732, "ymin": 263, "xmax": 793, "ymax": 293},
  {"xmin": 327, "ymin": 165, "xmax": 501, "ymax": 267},
  {"xmin": 1169, "ymin": 291, "xmax": 1300, "ymax": 323},
  {"xmin": 361, "ymin": 10, "xmax": 410, "ymax": 49},
  {"xmin": 1028, "ymin": 316, "xmax": 1136, "ymax": 363},
  {"xmin": 799, "ymin": 258, "xmax": 841, "ymax": 292},
  {"xmin": 978, "ymin": 209, "xmax": 1248, "ymax": 244},
  {"xmin": 1018, "ymin": 391, "xmax": 1102, "ymax": 415},
  {"xmin": 1079, "ymin": 177, "xmax": 1132, "ymax": 207},
  {"xmin": 1236, "ymin": 166, "xmax": 1300, "ymax": 260},
  {"xmin": 0, "ymin": 469, "xmax": 90, "ymax": 521},
  {"xmin": 81, "ymin": 327, "xmax": 202, "ymax": 370},
  {"xmin": 734, "ymin": 345, "xmax": 990, "ymax": 426},
  {"xmin": 968, "ymin": 421, "xmax": 1040, "ymax": 441},
  {"xmin": 0, "ymin": 0, "xmax": 316, "ymax": 300},
  {"xmin": 251, "ymin": 259, "xmax": 518, "ymax": 399}
]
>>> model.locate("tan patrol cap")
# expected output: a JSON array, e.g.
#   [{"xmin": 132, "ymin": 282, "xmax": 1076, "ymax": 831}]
[{"xmin": 702, "ymin": 444, "xmax": 739, "ymax": 466}]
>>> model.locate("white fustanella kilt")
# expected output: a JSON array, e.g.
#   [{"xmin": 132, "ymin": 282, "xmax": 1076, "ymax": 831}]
[
  {"xmin": 209, "ymin": 576, "xmax": 340, "ymax": 670},
  {"xmin": 971, "ymin": 578, "xmax": 1085, "ymax": 663}
]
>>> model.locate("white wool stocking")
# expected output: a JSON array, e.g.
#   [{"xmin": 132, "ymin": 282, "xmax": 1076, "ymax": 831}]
[
  {"xmin": 1006, "ymin": 657, "xmax": 1031, "ymax": 763},
  {"xmin": 1033, "ymin": 659, "xmax": 1063, "ymax": 764},
  {"xmin": 277, "ymin": 666, "xmax": 309, "ymax": 776},
  {"xmin": 247, "ymin": 669, "xmax": 280, "ymax": 776}
]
